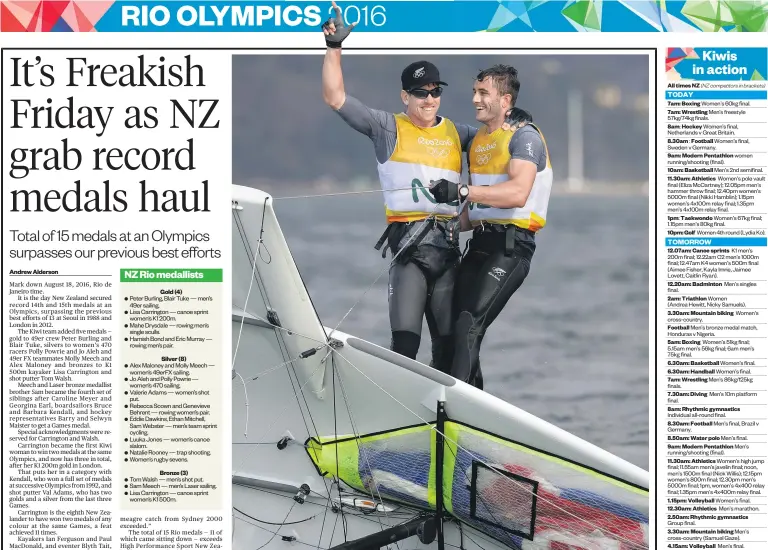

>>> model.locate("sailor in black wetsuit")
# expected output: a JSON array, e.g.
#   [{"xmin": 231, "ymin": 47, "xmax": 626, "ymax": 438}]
[
  {"xmin": 430, "ymin": 65, "xmax": 553, "ymax": 389},
  {"xmin": 321, "ymin": 6, "xmax": 475, "ymax": 369}
]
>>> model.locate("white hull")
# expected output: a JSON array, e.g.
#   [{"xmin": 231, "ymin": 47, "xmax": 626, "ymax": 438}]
[{"xmin": 231, "ymin": 185, "xmax": 649, "ymax": 550}]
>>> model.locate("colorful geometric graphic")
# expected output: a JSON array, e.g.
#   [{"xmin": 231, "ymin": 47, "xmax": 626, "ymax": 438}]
[
  {"xmin": 561, "ymin": 0, "xmax": 603, "ymax": 32},
  {"xmin": 1, "ymin": 0, "xmax": 767, "ymax": 32},
  {"xmin": 1, "ymin": 0, "xmax": 113, "ymax": 32},
  {"xmin": 490, "ymin": 0, "xmax": 768, "ymax": 32},
  {"xmin": 666, "ymin": 47, "xmax": 700, "ymax": 77},
  {"xmin": 681, "ymin": 0, "xmax": 768, "ymax": 32},
  {"xmin": 666, "ymin": 47, "xmax": 767, "ymax": 81}
]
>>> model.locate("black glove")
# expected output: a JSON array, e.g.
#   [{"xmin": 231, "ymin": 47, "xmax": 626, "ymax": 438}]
[
  {"xmin": 505, "ymin": 107, "xmax": 533, "ymax": 129},
  {"xmin": 445, "ymin": 216, "xmax": 461, "ymax": 248},
  {"xmin": 429, "ymin": 179, "xmax": 458, "ymax": 203},
  {"xmin": 322, "ymin": 6, "xmax": 355, "ymax": 48}
]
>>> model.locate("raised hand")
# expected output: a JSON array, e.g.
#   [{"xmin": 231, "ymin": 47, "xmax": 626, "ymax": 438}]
[{"xmin": 322, "ymin": 1, "xmax": 356, "ymax": 48}]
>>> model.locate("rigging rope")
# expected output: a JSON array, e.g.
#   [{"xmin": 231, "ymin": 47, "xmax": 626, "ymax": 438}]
[
  {"xmin": 231, "ymin": 199, "xmax": 341, "ymax": 544},
  {"xmin": 233, "ymin": 307, "xmax": 328, "ymax": 346},
  {"xmin": 272, "ymin": 185, "xmax": 426, "ymax": 201},
  {"xmin": 282, "ymin": 348, "xmax": 339, "ymax": 550},
  {"xmin": 331, "ymin": 357, "xmax": 347, "ymax": 542},
  {"xmin": 233, "ymin": 484, "xmax": 420, "ymax": 550},
  {"xmin": 231, "ymin": 202, "xmax": 270, "ymax": 439},
  {"xmin": 326, "ymin": 212, "xmax": 439, "ymax": 341},
  {"xmin": 232, "ymin": 359, "xmax": 328, "ymax": 476},
  {"xmin": 254, "ymin": 500, "xmax": 297, "ymax": 550},
  {"xmin": 334, "ymin": 360, "xmax": 405, "ymax": 550},
  {"xmin": 230, "ymin": 195, "xmax": 647, "ymax": 550},
  {"xmin": 233, "ymin": 505, "xmax": 323, "ymax": 526},
  {"xmin": 330, "ymin": 349, "xmax": 648, "ymax": 550},
  {"xmin": 233, "ymin": 371, "xmax": 250, "ymax": 438},
  {"xmin": 231, "ymin": 199, "xmax": 268, "ymax": 374}
]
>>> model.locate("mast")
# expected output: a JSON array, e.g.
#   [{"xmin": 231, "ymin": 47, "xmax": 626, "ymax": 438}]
[
  {"xmin": 435, "ymin": 400, "xmax": 447, "ymax": 550},
  {"xmin": 327, "ymin": 400, "xmax": 448, "ymax": 550}
]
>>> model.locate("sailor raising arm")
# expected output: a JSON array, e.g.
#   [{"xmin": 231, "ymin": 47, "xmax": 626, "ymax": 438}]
[{"xmin": 321, "ymin": 1, "xmax": 477, "ymax": 372}]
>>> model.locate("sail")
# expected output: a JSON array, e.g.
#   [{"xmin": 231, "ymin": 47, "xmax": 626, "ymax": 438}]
[
  {"xmin": 306, "ymin": 420, "xmax": 649, "ymax": 550},
  {"xmin": 307, "ymin": 423, "xmax": 437, "ymax": 510},
  {"xmin": 232, "ymin": 186, "xmax": 330, "ymax": 399}
]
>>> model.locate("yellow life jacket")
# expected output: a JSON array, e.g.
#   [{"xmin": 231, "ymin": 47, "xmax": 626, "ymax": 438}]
[
  {"xmin": 377, "ymin": 113, "xmax": 463, "ymax": 223},
  {"xmin": 468, "ymin": 123, "xmax": 553, "ymax": 232}
]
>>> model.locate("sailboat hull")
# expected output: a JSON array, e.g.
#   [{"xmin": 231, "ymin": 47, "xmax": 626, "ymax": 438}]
[{"xmin": 231, "ymin": 185, "xmax": 649, "ymax": 550}]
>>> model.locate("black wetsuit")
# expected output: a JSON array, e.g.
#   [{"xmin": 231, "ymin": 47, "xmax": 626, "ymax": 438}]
[
  {"xmin": 451, "ymin": 226, "xmax": 535, "ymax": 388},
  {"xmin": 335, "ymin": 95, "xmax": 477, "ymax": 369},
  {"xmin": 385, "ymin": 219, "xmax": 461, "ymax": 368},
  {"xmin": 451, "ymin": 124, "xmax": 548, "ymax": 388}
]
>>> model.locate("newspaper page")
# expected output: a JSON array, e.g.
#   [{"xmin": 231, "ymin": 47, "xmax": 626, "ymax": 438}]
[{"xmin": 1, "ymin": 2, "xmax": 766, "ymax": 550}]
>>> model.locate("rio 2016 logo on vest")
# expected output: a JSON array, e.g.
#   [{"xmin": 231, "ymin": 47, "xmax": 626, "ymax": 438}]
[
  {"xmin": 417, "ymin": 136, "xmax": 453, "ymax": 159},
  {"xmin": 469, "ymin": 140, "xmax": 496, "ymax": 209},
  {"xmin": 474, "ymin": 141, "xmax": 496, "ymax": 166}
]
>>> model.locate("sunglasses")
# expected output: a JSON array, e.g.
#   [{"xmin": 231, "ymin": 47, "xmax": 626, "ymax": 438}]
[{"xmin": 409, "ymin": 87, "xmax": 443, "ymax": 99}]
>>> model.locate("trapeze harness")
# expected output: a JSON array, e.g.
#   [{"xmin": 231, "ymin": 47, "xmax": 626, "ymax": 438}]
[{"xmin": 373, "ymin": 113, "xmax": 463, "ymax": 260}]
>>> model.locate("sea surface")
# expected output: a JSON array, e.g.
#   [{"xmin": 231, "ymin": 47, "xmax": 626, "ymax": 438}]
[{"xmin": 273, "ymin": 193, "xmax": 650, "ymax": 471}]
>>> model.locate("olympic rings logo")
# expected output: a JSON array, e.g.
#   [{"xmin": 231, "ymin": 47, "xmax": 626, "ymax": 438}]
[
  {"xmin": 475, "ymin": 153, "xmax": 492, "ymax": 165},
  {"xmin": 426, "ymin": 147, "xmax": 450, "ymax": 158}
]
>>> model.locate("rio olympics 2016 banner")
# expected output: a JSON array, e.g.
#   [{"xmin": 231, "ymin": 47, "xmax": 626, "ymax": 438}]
[{"xmin": 2, "ymin": 0, "xmax": 768, "ymax": 33}]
